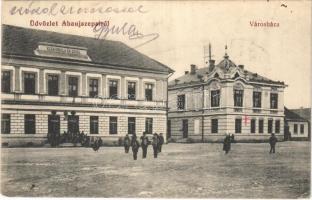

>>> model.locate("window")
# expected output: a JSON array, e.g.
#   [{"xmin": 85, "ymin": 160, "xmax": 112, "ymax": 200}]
[
  {"xmin": 68, "ymin": 115, "xmax": 79, "ymax": 133},
  {"xmin": 90, "ymin": 116, "xmax": 99, "ymax": 134},
  {"xmin": 259, "ymin": 119, "xmax": 264, "ymax": 133},
  {"xmin": 253, "ymin": 92, "xmax": 262, "ymax": 108},
  {"xmin": 235, "ymin": 119, "xmax": 242, "ymax": 133},
  {"xmin": 234, "ymin": 90, "xmax": 243, "ymax": 107},
  {"xmin": 275, "ymin": 120, "xmax": 280, "ymax": 133},
  {"xmin": 48, "ymin": 115, "xmax": 60, "ymax": 135},
  {"xmin": 24, "ymin": 72, "xmax": 36, "ymax": 94},
  {"xmin": 270, "ymin": 93, "xmax": 278, "ymax": 109},
  {"xmin": 1, "ymin": 114, "xmax": 10, "ymax": 134},
  {"xmin": 109, "ymin": 80, "xmax": 118, "ymax": 99},
  {"xmin": 48, "ymin": 74, "xmax": 59, "ymax": 96},
  {"xmin": 128, "ymin": 117, "xmax": 136, "ymax": 135},
  {"xmin": 25, "ymin": 114, "xmax": 35, "ymax": 134},
  {"xmin": 300, "ymin": 124, "xmax": 304, "ymax": 134},
  {"xmin": 177, "ymin": 94, "xmax": 186, "ymax": 110},
  {"xmin": 127, "ymin": 82, "xmax": 136, "ymax": 100},
  {"xmin": 2, "ymin": 71, "xmax": 11, "ymax": 93},
  {"xmin": 145, "ymin": 83, "xmax": 153, "ymax": 101},
  {"xmin": 89, "ymin": 79, "xmax": 98, "ymax": 98},
  {"xmin": 294, "ymin": 124, "xmax": 298, "ymax": 134},
  {"xmin": 109, "ymin": 117, "xmax": 117, "ymax": 134},
  {"xmin": 211, "ymin": 90, "xmax": 220, "ymax": 107},
  {"xmin": 268, "ymin": 119, "xmax": 273, "ymax": 133},
  {"xmin": 145, "ymin": 118, "xmax": 153, "ymax": 134},
  {"xmin": 251, "ymin": 119, "xmax": 256, "ymax": 133},
  {"xmin": 211, "ymin": 119, "xmax": 218, "ymax": 133},
  {"xmin": 68, "ymin": 76, "xmax": 78, "ymax": 97}
]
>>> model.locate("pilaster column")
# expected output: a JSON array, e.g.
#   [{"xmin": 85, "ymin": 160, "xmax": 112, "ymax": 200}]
[
  {"xmin": 120, "ymin": 76, "xmax": 125, "ymax": 99},
  {"xmin": 39, "ymin": 69, "xmax": 45, "ymax": 94},
  {"xmin": 60, "ymin": 70, "xmax": 66, "ymax": 96},
  {"xmin": 82, "ymin": 72, "xmax": 87, "ymax": 96},
  {"xmin": 102, "ymin": 74, "xmax": 107, "ymax": 98},
  {"xmin": 14, "ymin": 66, "xmax": 21, "ymax": 93},
  {"xmin": 138, "ymin": 77, "xmax": 144, "ymax": 100}
]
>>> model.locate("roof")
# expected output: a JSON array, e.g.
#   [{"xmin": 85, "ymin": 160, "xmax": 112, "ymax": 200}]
[
  {"xmin": 290, "ymin": 108, "xmax": 311, "ymax": 122},
  {"xmin": 169, "ymin": 53, "xmax": 285, "ymax": 87},
  {"xmin": 285, "ymin": 107, "xmax": 309, "ymax": 122},
  {"xmin": 2, "ymin": 24, "xmax": 174, "ymax": 74}
]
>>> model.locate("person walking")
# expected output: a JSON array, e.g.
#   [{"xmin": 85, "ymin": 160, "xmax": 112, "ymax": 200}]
[
  {"xmin": 124, "ymin": 134, "xmax": 131, "ymax": 153},
  {"xmin": 230, "ymin": 134, "xmax": 235, "ymax": 143},
  {"xmin": 140, "ymin": 132, "xmax": 150, "ymax": 159},
  {"xmin": 152, "ymin": 133, "xmax": 159, "ymax": 158},
  {"xmin": 131, "ymin": 135, "xmax": 140, "ymax": 160},
  {"xmin": 158, "ymin": 133, "xmax": 164, "ymax": 153},
  {"xmin": 223, "ymin": 134, "xmax": 231, "ymax": 154},
  {"xmin": 269, "ymin": 133, "xmax": 278, "ymax": 154}
]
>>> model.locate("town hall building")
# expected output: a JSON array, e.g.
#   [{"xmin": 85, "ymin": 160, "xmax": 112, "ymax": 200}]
[
  {"xmin": 1, "ymin": 25, "xmax": 173, "ymax": 146},
  {"xmin": 168, "ymin": 46, "xmax": 286, "ymax": 142}
]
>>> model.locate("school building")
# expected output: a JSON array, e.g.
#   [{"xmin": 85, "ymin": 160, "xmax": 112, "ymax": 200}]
[
  {"xmin": 1, "ymin": 25, "xmax": 173, "ymax": 147},
  {"xmin": 167, "ymin": 46, "xmax": 287, "ymax": 142}
]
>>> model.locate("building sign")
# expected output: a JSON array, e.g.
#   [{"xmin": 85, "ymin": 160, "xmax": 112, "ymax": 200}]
[{"xmin": 34, "ymin": 42, "xmax": 91, "ymax": 61}]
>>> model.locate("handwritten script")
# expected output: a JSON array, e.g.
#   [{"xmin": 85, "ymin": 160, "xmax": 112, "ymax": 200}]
[
  {"xmin": 93, "ymin": 23, "xmax": 159, "ymax": 48},
  {"xmin": 9, "ymin": 1, "xmax": 147, "ymax": 16}
]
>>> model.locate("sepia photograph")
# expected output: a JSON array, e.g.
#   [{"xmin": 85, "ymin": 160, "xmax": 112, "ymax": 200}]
[{"xmin": 1, "ymin": 0, "xmax": 311, "ymax": 198}]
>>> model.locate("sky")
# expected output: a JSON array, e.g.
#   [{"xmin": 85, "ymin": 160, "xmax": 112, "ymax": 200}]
[{"xmin": 2, "ymin": 0, "xmax": 311, "ymax": 109}]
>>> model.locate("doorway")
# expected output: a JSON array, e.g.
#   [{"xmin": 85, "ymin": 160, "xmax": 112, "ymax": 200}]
[{"xmin": 182, "ymin": 119, "xmax": 188, "ymax": 138}]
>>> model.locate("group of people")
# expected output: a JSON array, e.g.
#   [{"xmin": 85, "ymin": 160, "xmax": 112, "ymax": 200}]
[
  {"xmin": 123, "ymin": 132, "xmax": 165, "ymax": 160},
  {"xmin": 47, "ymin": 131, "xmax": 91, "ymax": 147},
  {"xmin": 223, "ymin": 133, "xmax": 278, "ymax": 154},
  {"xmin": 92, "ymin": 137, "xmax": 103, "ymax": 152}
]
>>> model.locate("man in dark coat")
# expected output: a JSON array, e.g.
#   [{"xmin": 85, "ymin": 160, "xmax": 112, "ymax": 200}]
[
  {"xmin": 230, "ymin": 134, "xmax": 235, "ymax": 143},
  {"xmin": 131, "ymin": 135, "xmax": 140, "ymax": 160},
  {"xmin": 269, "ymin": 133, "xmax": 278, "ymax": 153},
  {"xmin": 158, "ymin": 133, "xmax": 164, "ymax": 153},
  {"xmin": 223, "ymin": 134, "xmax": 231, "ymax": 154},
  {"xmin": 124, "ymin": 134, "xmax": 131, "ymax": 153},
  {"xmin": 152, "ymin": 133, "xmax": 159, "ymax": 158},
  {"xmin": 140, "ymin": 132, "xmax": 150, "ymax": 158}
]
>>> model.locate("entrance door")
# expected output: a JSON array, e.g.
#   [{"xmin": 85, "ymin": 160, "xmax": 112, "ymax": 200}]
[
  {"xmin": 167, "ymin": 120, "xmax": 171, "ymax": 139},
  {"xmin": 68, "ymin": 115, "xmax": 79, "ymax": 133},
  {"xmin": 284, "ymin": 125, "xmax": 290, "ymax": 140},
  {"xmin": 48, "ymin": 115, "xmax": 60, "ymax": 135},
  {"xmin": 182, "ymin": 119, "xmax": 188, "ymax": 138}
]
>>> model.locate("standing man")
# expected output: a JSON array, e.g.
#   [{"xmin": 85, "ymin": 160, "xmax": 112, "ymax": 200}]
[
  {"xmin": 158, "ymin": 133, "xmax": 164, "ymax": 153},
  {"xmin": 124, "ymin": 134, "xmax": 131, "ymax": 153},
  {"xmin": 131, "ymin": 135, "xmax": 140, "ymax": 160},
  {"xmin": 152, "ymin": 133, "xmax": 159, "ymax": 158},
  {"xmin": 223, "ymin": 134, "xmax": 231, "ymax": 154},
  {"xmin": 140, "ymin": 132, "xmax": 150, "ymax": 159},
  {"xmin": 269, "ymin": 133, "xmax": 278, "ymax": 154}
]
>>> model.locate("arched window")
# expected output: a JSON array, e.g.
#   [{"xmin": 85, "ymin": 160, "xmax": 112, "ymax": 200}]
[{"xmin": 233, "ymin": 83, "xmax": 244, "ymax": 107}]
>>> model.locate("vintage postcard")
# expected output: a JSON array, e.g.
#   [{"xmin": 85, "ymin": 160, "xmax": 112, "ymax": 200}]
[{"xmin": 1, "ymin": 0, "xmax": 311, "ymax": 198}]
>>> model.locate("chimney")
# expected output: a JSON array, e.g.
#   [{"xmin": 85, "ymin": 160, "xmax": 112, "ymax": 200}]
[
  {"xmin": 185, "ymin": 71, "xmax": 189, "ymax": 75},
  {"xmin": 209, "ymin": 60, "xmax": 215, "ymax": 71},
  {"xmin": 190, "ymin": 64, "xmax": 198, "ymax": 74},
  {"xmin": 238, "ymin": 65, "xmax": 244, "ymax": 70}
]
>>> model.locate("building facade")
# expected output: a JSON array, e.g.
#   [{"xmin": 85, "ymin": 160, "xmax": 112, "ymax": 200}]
[
  {"xmin": 1, "ymin": 25, "xmax": 173, "ymax": 147},
  {"xmin": 168, "ymin": 48, "xmax": 286, "ymax": 142},
  {"xmin": 284, "ymin": 107, "xmax": 309, "ymax": 140}
]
